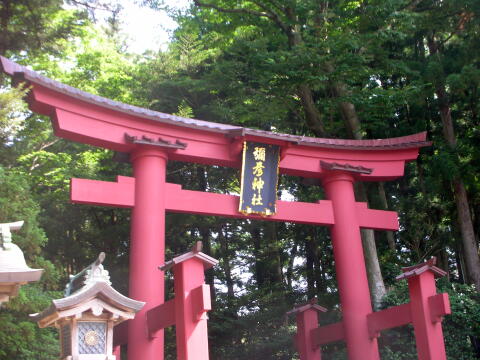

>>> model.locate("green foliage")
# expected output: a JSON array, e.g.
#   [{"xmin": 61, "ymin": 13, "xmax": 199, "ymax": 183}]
[
  {"xmin": 0, "ymin": 283, "xmax": 61, "ymax": 360},
  {"xmin": 0, "ymin": 85, "xmax": 29, "ymax": 163},
  {"xmin": 0, "ymin": 167, "xmax": 46, "ymax": 256},
  {"xmin": 0, "ymin": 167, "xmax": 61, "ymax": 359},
  {"xmin": 209, "ymin": 289, "xmax": 297, "ymax": 360},
  {"xmin": 0, "ymin": 0, "xmax": 87, "ymax": 56},
  {"xmin": 0, "ymin": 86, "xmax": 28, "ymax": 137},
  {"xmin": 0, "ymin": 0, "xmax": 479, "ymax": 358}
]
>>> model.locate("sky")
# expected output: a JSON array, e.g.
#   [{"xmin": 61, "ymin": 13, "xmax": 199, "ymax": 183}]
[{"xmin": 119, "ymin": 0, "xmax": 191, "ymax": 53}]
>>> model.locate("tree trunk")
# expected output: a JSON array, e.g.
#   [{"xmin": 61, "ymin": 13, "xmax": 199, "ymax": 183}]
[
  {"xmin": 455, "ymin": 242, "xmax": 466, "ymax": 284},
  {"xmin": 332, "ymin": 75, "xmax": 388, "ymax": 307},
  {"xmin": 360, "ymin": 228, "xmax": 386, "ymax": 309},
  {"xmin": 331, "ymin": 80, "xmax": 363, "ymax": 140},
  {"xmin": 305, "ymin": 236, "xmax": 316, "ymax": 299},
  {"xmin": 287, "ymin": 30, "xmax": 327, "ymax": 137},
  {"xmin": 199, "ymin": 225, "xmax": 216, "ymax": 304},
  {"xmin": 196, "ymin": 166, "xmax": 217, "ymax": 301},
  {"xmin": 453, "ymin": 179, "xmax": 480, "ymax": 289},
  {"xmin": 297, "ymin": 84, "xmax": 326, "ymax": 137},
  {"xmin": 312, "ymin": 231, "xmax": 324, "ymax": 300},
  {"xmin": 251, "ymin": 224, "xmax": 265, "ymax": 288},
  {"xmin": 377, "ymin": 182, "xmax": 396, "ymax": 252},
  {"xmin": 0, "ymin": 0, "xmax": 12, "ymax": 55},
  {"xmin": 264, "ymin": 222, "xmax": 283, "ymax": 285},
  {"xmin": 285, "ymin": 240, "xmax": 298, "ymax": 292},
  {"xmin": 435, "ymin": 247, "xmax": 450, "ymax": 280},
  {"xmin": 191, "ymin": 0, "xmax": 388, "ymax": 303},
  {"xmin": 219, "ymin": 227, "xmax": 235, "ymax": 305},
  {"xmin": 299, "ymin": 16, "xmax": 388, "ymax": 306},
  {"xmin": 357, "ymin": 183, "xmax": 387, "ymax": 309},
  {"xmin": 427, "ymin": 36, "xmax": 480, "ymax": 291}
]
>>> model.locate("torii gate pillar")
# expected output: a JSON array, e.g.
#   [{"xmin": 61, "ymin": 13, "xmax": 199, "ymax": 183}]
[
  {"xmin": 322, "ymin": 172, "xmax": 380, "ymax": 360},
  {"xmin": 128, "ymin": 147, "xmax": 168, "ymax": 359}
]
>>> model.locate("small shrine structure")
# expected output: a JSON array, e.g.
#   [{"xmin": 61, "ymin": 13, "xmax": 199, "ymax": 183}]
[
  {"xmin": 31, "ymin": 253, "xmax": 144, "ymax": 360},
  {"xmin": 1, "ymin": 56, "xmax": 441, "ymax": 360},
  {"xmin": 0, "ymin": 221, "xmax": 43, "ymax": 304}
]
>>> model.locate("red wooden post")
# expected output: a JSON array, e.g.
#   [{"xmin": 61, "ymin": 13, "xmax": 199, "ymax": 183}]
[
  {"xmin": 296, "ymin": 309, "xmax": 321, "ymax": 360},
  {"xmin": 128, "ymin": 147, "xmax": 167, "ymax": 360},
  {"xmin": 175, "ymin": 261, "xmax": 210, "ymax": 360},
  {"xmin": 397, "ymin": 259, "xmax": 451, "ymax": 360},
  {"xmin": 322, "ymin": 172, "xmax": 380, "ymax": 360},
  {"xmin": 287, "ymin": 300, "xmax": 327, "ymax": 360},
  {"xmin": 160, "ymin": 242, "xmax": 218, "ymax": 360}
]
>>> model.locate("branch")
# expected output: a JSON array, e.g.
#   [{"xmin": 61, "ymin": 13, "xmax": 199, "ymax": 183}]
[
  {"xmin": 193, "ymin": 0, "xmax": 269, "ymax": 17},
  {"xmin": 251, "ymin": 0, "xmax": 290, "ymax": 34},
  {"xmin": 38, "ymin": 138, "xmax": 59, "ymax": 151},
  {"xmin": 439, "ymin": 11, "xmax": 476, "ymax": 45},
  {"xmin": 68, "ymin": 0, "xmax": 113, "ymax": 12},
  {"xmin": 193, "ymin": 0, "xmax": 290, "ymax": 35},
  {"xmin": 68, "ymin": 0, "xmax": 117, "ymax": 22},
  {"xmin": 439, "ymin": 32, "xmax": 455, "ymax": 46},
  {"xmin": 401, "ymin": 0, "xmax": 423, "ymax": 11},
  {"xmin": 262, "ymin": 0, "xmax": 285, "ymax": 13},
  {"xmin": 28, "ymin": 139, "xmax": 60, "ymax": 173}
]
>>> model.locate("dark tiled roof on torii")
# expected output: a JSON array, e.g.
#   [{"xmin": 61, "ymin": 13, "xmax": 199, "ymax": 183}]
[{"xmin": 1, "ymin": 56, "xmax": 431, "ymax": 151}]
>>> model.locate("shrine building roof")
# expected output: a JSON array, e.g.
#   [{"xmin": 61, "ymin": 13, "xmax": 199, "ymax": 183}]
[{"xmin": 30, "ymin": 253, "xmax": 144, "ymax": 328}]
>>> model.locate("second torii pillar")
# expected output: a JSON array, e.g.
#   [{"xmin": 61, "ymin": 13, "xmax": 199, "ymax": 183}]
[
  {"xmin": 322, "ymin": 169, "xmax": 380, "ymax": 360},
  {"xmin": 128, "ymin": 147, "xmax": 168, "ymax": 359}
]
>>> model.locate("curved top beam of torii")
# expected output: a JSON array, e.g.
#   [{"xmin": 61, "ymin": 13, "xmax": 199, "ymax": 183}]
[{"xmin": 1, "ymin": 56, "xmax": 429, "ymax": 181}]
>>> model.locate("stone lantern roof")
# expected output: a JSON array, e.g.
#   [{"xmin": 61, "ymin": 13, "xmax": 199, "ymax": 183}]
[
  {"xmin": 0, "ymin": 221, "xmax": 43, "ymax": 303},
  {"xmin": 31, "ymin": 253, "xmax": 144, "ymax": 328}
]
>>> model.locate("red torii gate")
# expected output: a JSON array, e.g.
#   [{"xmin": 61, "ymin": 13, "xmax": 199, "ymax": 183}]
[{"xmin": 1, "ymin": 57, "xmax": 434, "ymax": 360}]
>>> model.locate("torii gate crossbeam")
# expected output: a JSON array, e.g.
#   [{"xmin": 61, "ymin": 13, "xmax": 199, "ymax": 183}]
[{"xmin": 1, "ymin": 56, "xmax": 431, "ymax": 360}]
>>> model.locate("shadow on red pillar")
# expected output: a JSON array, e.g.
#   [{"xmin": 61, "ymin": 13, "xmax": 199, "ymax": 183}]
[
  {"xmin": 287, "ymin": 299, "xmax": 327, "ymax": 360},
  {"xmin": 146, "ymin": 241, "xmax": 218, "ymax": 360}
]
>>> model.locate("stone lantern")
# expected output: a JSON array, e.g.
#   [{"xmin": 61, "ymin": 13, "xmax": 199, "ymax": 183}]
[
  {"xmin": 31, "ymin": 253, "xmax": 144, "ymax": 360},
  {"xmin": 0, "ymin": 221, "xmax": 43, "ymax": 304}
]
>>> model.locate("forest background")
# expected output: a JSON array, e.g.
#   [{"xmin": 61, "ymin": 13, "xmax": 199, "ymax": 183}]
[{"xmin": 0, "ymin": 0, "xmax": 480, "ymax": 359}]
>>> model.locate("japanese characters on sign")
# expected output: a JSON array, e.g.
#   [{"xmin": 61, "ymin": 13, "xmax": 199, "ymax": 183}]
[{"xmin": 239, "ymin": 141, "xmax": 280, "ymax": 216}]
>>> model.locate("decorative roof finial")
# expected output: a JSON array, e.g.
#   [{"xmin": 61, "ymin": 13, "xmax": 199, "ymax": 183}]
[{"xmin": 64, "ymin": 252, "xmax": 111, "ymax": 296}]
